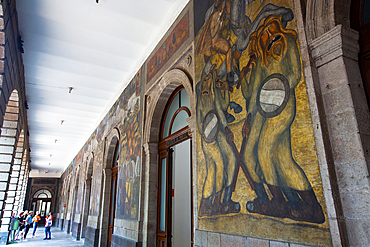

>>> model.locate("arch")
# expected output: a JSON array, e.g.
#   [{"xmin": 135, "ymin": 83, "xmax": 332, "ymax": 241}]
[
  {"xmin": 305, "ymin": 0, "xmax": 351, "ymax": 41},
  {"xmin": 30, "ymin": 188, "xmax": 54, "ymax": 220},
  {"xmin": 160, "ymin": 86, "xmax": 191, "ymax": 140},
  {"xmin": 33, "ymin": 189, "xmax": 52, "ymax": 199},
  {"xmin": 142, "ymin": 67, "xmax": 195, "ymax": 245},
  {"xmin": 103, "ymin": 128, "xmax": 120, "ymax": 169},
  {"xmin": 144, "ymin": 69, "xmax": 195, "ymax": 144},
  {"xmin": 70, "ymin": 166, "xmax": 81, "ymax": 235},
  {"xmin": 80, "ymin": 152, "xmax": 94, "ymax": 239},
  {"xmin": 62, "ymin": 174, "xmax": 72, "ymax": 231},
  {"xmin": 86, "ymin": 153, "xmax": 94, "ymax": 179},
  {"xmin": 99, "ymin": 128, "xmax": 120, "ymax": 246}
]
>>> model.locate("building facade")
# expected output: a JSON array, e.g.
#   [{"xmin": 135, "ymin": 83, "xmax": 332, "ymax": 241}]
[{"xmin": 0, "ymin": 0, "xmax": 369, "ymax": 246}]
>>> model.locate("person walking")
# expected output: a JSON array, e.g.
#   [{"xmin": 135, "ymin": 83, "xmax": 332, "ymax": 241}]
[
  {"xmin": 43, "ymin": 212, "xmax": 52, "ymax": 240},
  {"xmin": 32, "ymin": 211, "xmax": 41, "ymax": 237},
  {"xmin": 9, "ymin": 212, "xmax": 16, "ymax": 243},
  {"xmin": 14, "ymin": 211, "xmax": 26, "ymax": 241},
  {"xmin": 23, "ymin": 211, "xmax": 33, "ymax": 240}
]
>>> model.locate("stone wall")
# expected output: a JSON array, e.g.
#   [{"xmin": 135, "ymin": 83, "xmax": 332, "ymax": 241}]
[
  {"xmin": 53, "ymin": 0, "xmax": 370, "ymax": 246},
  {"xmin": 0, "ymin": 0, "xmax": 30, "ymax": 244}
]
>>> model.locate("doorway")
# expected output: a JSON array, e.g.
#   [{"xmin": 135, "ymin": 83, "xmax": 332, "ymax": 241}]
[
  {"xmin": 31, "ymin": 189, "xmax": 52, "ymax": 226},
  {"xmin": 156, "ymin": 86, "xmax": 193, "ymax": 247},
  {"xmin": 107, "ymin": 142, "xmax": 119, "ymax": 247},
  {"xmin": 80, "ymin": 156, "xmax": 94, "ymax": 239},
  {"xmin": 352, "ymin": 0, "xmax": 370, "ymax": 106}
]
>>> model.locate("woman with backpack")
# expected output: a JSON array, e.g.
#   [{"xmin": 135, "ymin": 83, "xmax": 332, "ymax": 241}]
[{"xmin": 14, "ymin": 212, "xmax": 25, "ymax": 241}]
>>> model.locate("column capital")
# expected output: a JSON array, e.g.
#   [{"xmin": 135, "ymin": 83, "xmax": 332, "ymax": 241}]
[
  {"xmin": 186, "ymin": 115, "xmax": 196, "ymax": 133},
  {"xmin": 309, "ymin": 25, "xmax": 360, "ymax": 68},
  {"xmin": 143, "ymin": 142, "xmax": 158, "ymax": 156}
]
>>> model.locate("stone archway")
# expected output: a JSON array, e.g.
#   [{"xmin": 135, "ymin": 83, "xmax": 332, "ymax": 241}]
[
  {"xmin": 305, "ymin": 0, "xmax": 351, "ymax": 41},
  {"xmin": 80, "ymin": 152, "xmax": 94, "ymax": 239},
  {"xmin": 69, "ymin": 166, "xmax": 80, "ymax": 235},
  {"xmin": 142, "ymin": 67, "xmax": 196, "ymax": 246},
  {"xmin": 98, "ymin": 128, "xmax": 120, "ymax": 247}
]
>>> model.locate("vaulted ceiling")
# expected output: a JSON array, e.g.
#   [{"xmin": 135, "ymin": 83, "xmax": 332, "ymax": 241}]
[{"xmin": 16, "ymin": 0, "xmax": 190, "ymax": 177}]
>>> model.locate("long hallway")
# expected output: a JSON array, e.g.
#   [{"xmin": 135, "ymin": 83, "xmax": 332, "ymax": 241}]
[{"xmin": 8, "ymin": 228, "xmax": 84, "ymax": 247}]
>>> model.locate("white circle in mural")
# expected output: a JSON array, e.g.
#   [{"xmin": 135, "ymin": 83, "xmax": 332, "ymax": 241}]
[
  {"xmin": 202, "ymin": 110, "xmax": 219, "ymax": 143},
  {"xmin": 257, "ymin": 73, "xmax": 290, "ymax": 118}
]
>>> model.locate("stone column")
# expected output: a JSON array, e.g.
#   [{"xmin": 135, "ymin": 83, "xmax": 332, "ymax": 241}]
[
  {"xmin": 186, "ymin": 115, "xmax": 198, "ymax": 231},
  {"xmin": 99, "ymin": 168, "xmax": 111, "ymax": 247},
  {"xmin": 309, "ymin": 25, "xmax": 370, "ymax": 246},
  {"xmin": 142, "ymin": 142, "xmax": 158, "ymax": 247}
]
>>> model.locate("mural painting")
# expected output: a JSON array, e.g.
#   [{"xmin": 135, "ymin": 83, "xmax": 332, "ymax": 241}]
[
  {"xmin": 76, "ymin": 157, "xmax": 86, "ymax": 215},
  {"xmin": 194, "ymin": 0, "xmax": 332, "ymax": 245},
  {"xmin": 116, "ymin": 69, "xmax": 142, "ymax": 220},
  {"xmin": 63, "ymin": 67, "xmax": 144, "ymax": 220},
  {"xmin": 91, "ymin": 135, "xmax": 104, "ymax": 216},
  {"xmin": 67, "ymin": 162, "xmax": 76, "ymax": 214},
  {"xmin": 147, "ymin": 12, "xmax": 189, "ymax": 82},
  {"xmin": 60, "ymin": 172, "xmax": 69, "ymax": 214}
]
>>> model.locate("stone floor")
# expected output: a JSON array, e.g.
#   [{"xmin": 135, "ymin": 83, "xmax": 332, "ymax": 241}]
[{"xmin": 8, "ymin": 227, "xmax": 84, "ymax": 247}]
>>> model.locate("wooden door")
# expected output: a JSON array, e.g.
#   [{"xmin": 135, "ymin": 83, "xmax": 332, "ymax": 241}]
[
  {"xmin": 156, "ymin": 148, "xmax": 173, "ymax": 247},
  {"xmin": 107, "ymin": 166, "xmax": 118, "ymax": 247}
]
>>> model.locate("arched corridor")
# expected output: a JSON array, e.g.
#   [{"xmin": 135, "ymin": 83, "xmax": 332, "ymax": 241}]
[{"xmin": 0, "ymin": 0, "xmax": 369, "ymax": 246}]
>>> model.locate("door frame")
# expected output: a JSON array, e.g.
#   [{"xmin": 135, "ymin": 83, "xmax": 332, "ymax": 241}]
[
  {"xmin": 142, "ymin": 66, "xmax": 196, "ymax": 246},
  {"xmin": 98, "ymin": 128, "xmax": 120, "ymax": 247},
  {"xmin": 156, "ymin": 127, "xmax": 193, "ymax": 247},
  {"xmin": 107, "ymin": 165, "xmax": 118, "ymax": 246},
  {"xmin": 156, "ymin": 85, "xmax": 194, "ymax": 247}
]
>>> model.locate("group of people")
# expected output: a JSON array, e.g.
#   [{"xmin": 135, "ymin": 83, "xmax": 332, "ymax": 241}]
[{"xmin": 9, "ymin": 211, "xmax": 53, "ymax": 242}]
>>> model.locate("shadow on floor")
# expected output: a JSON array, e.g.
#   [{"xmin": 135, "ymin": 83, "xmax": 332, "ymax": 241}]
[{"xmin": 8, "ymin": 227, "xmax": 84, "ymax": 247}]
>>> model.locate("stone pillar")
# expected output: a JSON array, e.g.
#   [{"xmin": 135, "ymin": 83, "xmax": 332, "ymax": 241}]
[
  {"xmin": 81, "ymin": 178, "xmax": 91, "ymax": 238},
  {"xmin": 142, "ymin": 142, "xmax": 158, "ymax": 247},
  {"xmin": 309, "ymin": 25, "xmax": 370, "ymax": 246},
  {"xmin": 186, "ymin": 115, "xmax": 198, "ymax": 231},
  {"xmin": 99, "ymin": 168, "xmax": 111, "ymax": 247}
]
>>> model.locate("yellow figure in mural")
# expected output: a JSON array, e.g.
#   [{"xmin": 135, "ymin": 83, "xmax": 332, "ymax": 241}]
[
  {"xmin": 196, "ymin": 0, "xmax": 324, "ymax": 224},
  {"xmin": 240, "ymin": 16, "xmax": 325, "ymax": 223},
  {"xmin": 196, "ymin": 0, "xmax": 234, "ymax": 81},
  {"xmin": 197, "ymin": 63, "xmax": 240, "ymax": 217}
]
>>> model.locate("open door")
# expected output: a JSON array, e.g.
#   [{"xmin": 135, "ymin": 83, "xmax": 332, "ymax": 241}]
[
  {"xmin": 156, "ymin": 148, "xmax": 173, "ymax": 247},
  {"xmin": 156, "ymin": 86, "xmax": 193, "ymax": 247}
]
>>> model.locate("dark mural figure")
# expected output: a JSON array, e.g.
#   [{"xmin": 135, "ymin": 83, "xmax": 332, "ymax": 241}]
[
  {"xmin": 116, "ymin": 70, "xmax": 142, "ymax": 220},
  {"xmin": 240, "ymin": 16, "xmax": 324, "ymax": 223},
  {"xmin": 196, "ymin": 0, "xmax": 325, "ymax": 224},
  {"xmin": 196, "ymin": 64, "xmax": 240, "ymax": 217}
]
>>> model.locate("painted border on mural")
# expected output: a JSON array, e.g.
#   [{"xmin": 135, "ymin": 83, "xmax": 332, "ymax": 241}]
[{"xmin": 147, "ymin": 12, "xmax": 189, "ymax": 82}]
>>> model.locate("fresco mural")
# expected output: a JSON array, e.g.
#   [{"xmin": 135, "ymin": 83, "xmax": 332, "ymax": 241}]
[
  {"xmin": 91, "ymin": 133, "xmax": 104, "ymax": 216},
  {"xmin": 194, "ymin": 0, "xmax": 332, "ymax": 245},
  {"xmin": 59, "ymin": 68, "xmax": 144, "ymax": 220},
  {"xmin": 147, "ymin": 12, "xmax": 189, "ymax": 82},
  {"xmin": 116, "ymin": 69, "xmax": 142, "ymax": 220},
  {"xmin": 76, "ymin": 156, "xmax": 86, "ymax": 215}
]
